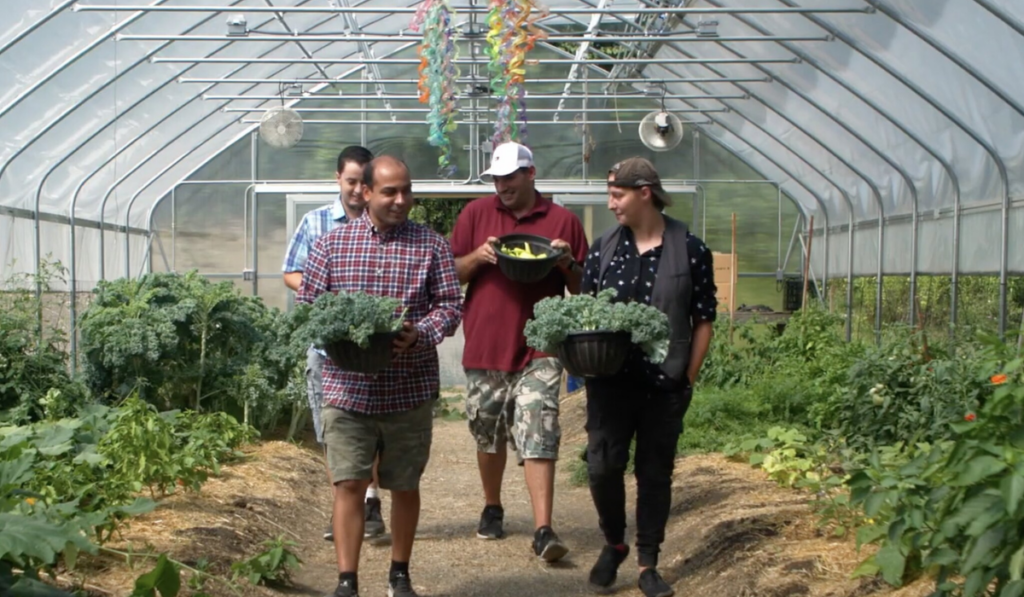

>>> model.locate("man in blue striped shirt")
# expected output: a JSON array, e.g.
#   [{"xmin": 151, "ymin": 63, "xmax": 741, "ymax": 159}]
[{"xmin": 282, "ymin": 145, "xmax": 387, "ymax": 542}]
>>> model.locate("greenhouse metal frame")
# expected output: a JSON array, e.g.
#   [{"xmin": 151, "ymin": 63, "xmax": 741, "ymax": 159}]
[{"xmin": 2, "ymin": 0, "xmax": 1023, "ymax": 364}]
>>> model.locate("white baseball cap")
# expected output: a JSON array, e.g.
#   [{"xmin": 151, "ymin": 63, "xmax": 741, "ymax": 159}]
[{"xmin": 481, "ymin": 142, "xmax": 535, "ymax": 179}]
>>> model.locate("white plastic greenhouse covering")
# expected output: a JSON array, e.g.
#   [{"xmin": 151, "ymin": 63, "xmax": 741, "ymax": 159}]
[{"xmin": 1, "ymin": 0, "xmax": 1023, "ymax": 326}]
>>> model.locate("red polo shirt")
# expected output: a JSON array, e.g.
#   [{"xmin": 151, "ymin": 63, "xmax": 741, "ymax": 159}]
[{"xmin": 450, "ymin": 193, "xmax": 589, "ymax": 373}]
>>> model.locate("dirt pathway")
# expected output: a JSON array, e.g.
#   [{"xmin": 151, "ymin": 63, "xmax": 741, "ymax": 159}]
[
  {"xmin": 78, "ymin": 391, "xmax": 935, "ymax": 597},
  {"xmin": 290, "ymin": 414, "xmax": 612, "ymax": 597}
]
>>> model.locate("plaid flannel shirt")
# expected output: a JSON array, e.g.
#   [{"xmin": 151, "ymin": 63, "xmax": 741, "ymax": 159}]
[{"xmin": 296, "ymin": 213, "xmax": 463, "ymax": 415}]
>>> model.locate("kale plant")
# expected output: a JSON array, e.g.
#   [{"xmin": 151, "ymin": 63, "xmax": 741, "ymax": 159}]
[
  {"xmin": 524, "ymin": 289, "xmax": 670, "ymax": 362},
  {"xmin": 293, "ymin": 290, "xmax": 406, "ymax": 350}
]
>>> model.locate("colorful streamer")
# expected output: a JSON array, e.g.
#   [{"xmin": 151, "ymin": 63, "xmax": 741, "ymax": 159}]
[
  {"xmin": 412, "ymin": 0, "xmax": 460, "ymax": 178},
  {"xmin": 486, "ymin": 0, "xmax": 546, "ymax": 144}
]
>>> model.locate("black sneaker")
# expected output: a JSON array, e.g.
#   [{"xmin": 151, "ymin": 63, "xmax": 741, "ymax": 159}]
[
  {"xmin": 327, "ymin": 578, "xmax": 358, "ymax": 597},
  {"xmin": 476, "ymin": 505, "xmax": 505, "ymax": 540},
  {"xmin": 533, "ymin": 525, "xmax": 569, "ymax": 563},
  {"xmin": 388, "ymin": 571, "xmax": 419, "ymax": 597},
  {"xmin": 638, "ymin": 568, "xmax": 674, "ymax": 597},
  {"xmin": 364, "ymin": 497, "xmax": 385, "ymax": 538},
  {"xmin": 589, "ymin": 544, "xmax": 629, "ymax": 592}
]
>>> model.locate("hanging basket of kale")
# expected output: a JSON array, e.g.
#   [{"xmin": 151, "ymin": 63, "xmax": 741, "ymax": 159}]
[
  {"xmin": 493, "ymin": 233, "xmax": 563, "ymax": 284},
  {"xmin": 524, "ymin": 289, "xmax": 671, "ymax": 379},
  {"xmin": 294, "ymin": 290, "xmax": 406, "ymax": 374},
  {"xmin": 556, "ymin": 330, "xmax": 633, "ymax": 378}
]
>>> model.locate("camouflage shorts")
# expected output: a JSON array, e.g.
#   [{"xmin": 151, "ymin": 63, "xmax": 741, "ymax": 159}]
[{"xmin": 464, "ymin": 357, "xmax": 563, "ymax": 462}]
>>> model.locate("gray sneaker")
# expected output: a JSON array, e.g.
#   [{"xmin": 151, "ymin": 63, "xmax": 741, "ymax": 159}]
[
  {"xmin": 327, "ymin": 578, "xmax": 358, "ymax": 597},
  {"xmin": 476, "ymin": 504, "xmax": 505, "ymax": 540},
  {"xmin": 388, "ymin": 572, "xmax": 419, "ymax": 597},
  {"xmin": 364, "ymin": 497, "xmax": 385, "ymax": 538},
  {"xmin": 638, "ymin": 568, "xmax": 674, "ymax": 597}
]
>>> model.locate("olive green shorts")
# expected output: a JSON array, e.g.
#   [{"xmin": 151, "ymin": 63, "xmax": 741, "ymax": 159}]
[{"xmin": 321, "ymin": 399, "xmax": 433, "ymax": 492}]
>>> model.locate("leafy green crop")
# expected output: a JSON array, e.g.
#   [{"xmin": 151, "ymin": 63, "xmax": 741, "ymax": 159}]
[
  {"xmin": 293, "ymin": 290, "xmax": 405, "ymax": 349},
  {"xmin": 523, "ymin": 289, "xmax": 670, "ymax": 362}
]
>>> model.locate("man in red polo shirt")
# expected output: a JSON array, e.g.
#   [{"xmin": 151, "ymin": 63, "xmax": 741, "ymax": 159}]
[{"xmin": 450, "ymin": 141, "xmax": 589, "ymax": 563}]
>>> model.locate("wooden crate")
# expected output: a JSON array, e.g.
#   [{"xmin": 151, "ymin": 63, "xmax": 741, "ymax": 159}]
[{"xmin": 713, "ymin": 251, "xmax": 738, "ymax": 314}]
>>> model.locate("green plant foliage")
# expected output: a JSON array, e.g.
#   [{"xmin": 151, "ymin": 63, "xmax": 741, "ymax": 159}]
[
  {"xmin": 0, "ymin": 262, "xmax": 87, "ymax": 424},
  {"xmin": 230, "ymin": 536, "xmax": 302, "ymax": 586},
  {"xmin": 523, "ymin": 288, "xmax": 671, "ymax": 362},
  {"xmin": 841, "ymin": 335, "xmax": 1024, "ymax": 596},
  {"xmin": 77, "ymin": 271, "xmax": 307, "ymax": 429},
  {"xmin": 292, "ymin": 289, "xmax": 405, "ymax": 349},
  {"xmin": 0, "ymin": 397, "xmax": 255, "ymax": 591}
]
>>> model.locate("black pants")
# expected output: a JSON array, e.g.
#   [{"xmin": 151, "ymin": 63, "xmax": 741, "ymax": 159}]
[{"xmin": 584, "ymin": 377, "xmax": 692, "ymax": 568}]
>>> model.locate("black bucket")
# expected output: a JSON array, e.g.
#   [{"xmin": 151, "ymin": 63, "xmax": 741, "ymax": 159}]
[
  {"xmin": 556, "ymin": 330, "xmax": 632, "ymax": 378},
  {"xmin": 494, "ymin": 233, "xmax": 563, "ymax": 284},
  {"xmin": 322, "ymin": 330, "xmax": 400, "ymax": 374}
]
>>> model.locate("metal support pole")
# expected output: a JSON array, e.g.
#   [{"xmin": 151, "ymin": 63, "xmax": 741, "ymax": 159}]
[
  {"xmin": 251, "ymin": 131, "xmax": 259, "ymax": 296},
  {"xmin": 171, "ymin": 187, "xmax": 176, "ymax": 272}
]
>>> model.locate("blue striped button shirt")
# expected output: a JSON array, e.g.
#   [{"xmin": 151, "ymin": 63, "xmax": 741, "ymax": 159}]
[{"xmin": 282, "ymin": 196, "xmax": 348, "ymax": 274}]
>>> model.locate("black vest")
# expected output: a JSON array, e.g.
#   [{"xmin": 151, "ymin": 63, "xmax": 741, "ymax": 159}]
[{"xmin": 594, "ymin": 216, "xmax": 694, "ymax": 383}]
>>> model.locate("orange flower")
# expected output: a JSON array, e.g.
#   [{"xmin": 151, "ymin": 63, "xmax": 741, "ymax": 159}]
[
  {"xmin": 965, "ymin": 413, "xmax": 976, "ymax": 422},
  {"xmin": 25, "ymin": 497, "xmax": 37, "ymax": 505},
  {"xmin": 992, "ymin": 374, "xmax": 1008, "ymax": 385}
]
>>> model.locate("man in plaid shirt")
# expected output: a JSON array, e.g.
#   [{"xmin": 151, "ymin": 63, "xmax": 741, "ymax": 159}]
[
  {"xmin": 297, "ymin": 156, "xmax": 463, "ymax": 597},
  {"xmin": 281, "ymin": 145, "xmax": 388, "ymax": 542}
]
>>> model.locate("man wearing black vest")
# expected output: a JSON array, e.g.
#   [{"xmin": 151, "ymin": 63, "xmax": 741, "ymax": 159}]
[{"xmin": 580, "ymin": 157, "xmax": 717, "ymax": 597}]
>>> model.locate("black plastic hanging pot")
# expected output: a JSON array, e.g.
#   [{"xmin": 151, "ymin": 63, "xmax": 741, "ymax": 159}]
[
  {"xmin": 322, "ymin": 330, "xmax": 400, "ymax": 374},
  {"xmin": 493, "ymin": 233, "xmax": 564, "ymax": 284},
  {"xmin": 556, "ymin": 330, "xmax": 632, "ymax": 378}
]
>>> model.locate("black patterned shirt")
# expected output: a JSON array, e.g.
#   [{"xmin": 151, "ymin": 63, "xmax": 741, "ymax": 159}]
[{"xmin": 582, "ymin": 226, "xmax": 717, "ymax": 390}]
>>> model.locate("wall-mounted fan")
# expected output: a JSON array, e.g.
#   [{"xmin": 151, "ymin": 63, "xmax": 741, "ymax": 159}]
[
  {"xmin": 260, "ymin": 106, "xmax": 304, "ymax": 149},
  {"xmin": 638, "ymin": 109, "xmax": 684, "ymax": 152}
]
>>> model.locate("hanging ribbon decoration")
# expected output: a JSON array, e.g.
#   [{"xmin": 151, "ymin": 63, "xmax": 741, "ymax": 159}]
[
  {"xmin": 412, "ymin": 0, "xmax": 460, "ymax": 178},
  {"xmin": 486, "ymin": 0, "xmax": 545, "ymax": 145}
]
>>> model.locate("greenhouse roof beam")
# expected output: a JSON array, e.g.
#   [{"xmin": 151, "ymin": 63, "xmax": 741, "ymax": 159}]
[
  {"xmin": 226, "ymin": 106, "xmax": 728, "ymax": 113},
  {"xmin": 0, "ymin": 0, "xmax": 168, "ymax": 122},
  {"xmin": 15, "ymin": 0, "xmax": 250, "ymax": 306},
  {"xmin": 93, "ymin": 5, "xmax": 375, "ymax": 279},
  {"xmin": 697, "ymin": 4, "xmax": 964, "ymax": 340},
  {"xmin": 256, "ymin": 0, "xmax": 332, "ymax": 81},
  {"xmin": 74, "ymin": 4, "xmax": 875, "ymax": 15},
  {"xmin": 866, "ymin": 0, "xmax": 1015, "ymax": 340},
  {"xmin": 201, "ymin": 93, "xmax": 748, "ymax": 100},
  {"xmin": 151, "ymin": 56, "xmax": 799, "ymax": 65},
  {"xmin": 177, "ymin": 76, "xmax": 771, "ymax": 85},
  {"xmin": 975, "ymin": 0, "xmax": 1024, "ymax": 37},
  {"xmin": 0, "ymin": 0, "xmax": 77, "ymax": 55},
  {"xmin": 776, "ymin": 0, "xmax": 1011, "ymax": 338},
  {"xmin": 328, "ymin": 0, "xmax": 396, "ymax": 121},
  {"xmin": 119, "ymin": 33, "xmax": 832, "ymax": 43},
  {"xmin": 237, "ymin": 118, "xmax": 716, "ymax": 125},
  {"xmin": 657, "ymin": 61, "xmax": 858, "ymax": 340},
  {"xmin": 33, "ymin": 0, "xmax": 255, "ymax": 325},
  {"xmin": 690, "ymin": 1, "xmax": 906, "ymax": 341}
]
